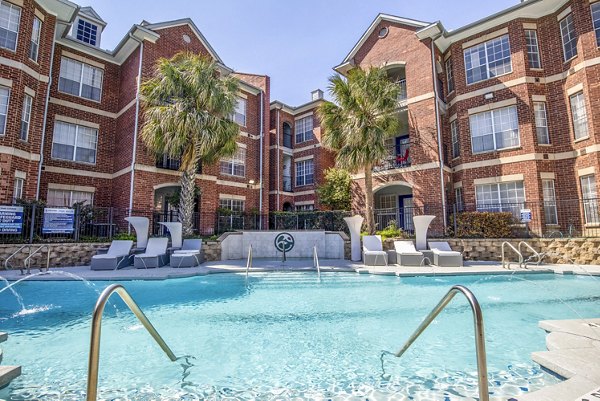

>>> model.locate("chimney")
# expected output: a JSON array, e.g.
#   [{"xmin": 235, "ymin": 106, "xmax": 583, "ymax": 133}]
[{"xmin": 311, "ymin": 89, "xmax": 324, "ymax": 101}]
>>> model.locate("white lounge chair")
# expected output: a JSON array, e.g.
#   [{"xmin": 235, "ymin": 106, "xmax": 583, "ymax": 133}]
[
  {"xmin": 170, "ymin": 239, "xmax": 203, "ymax": 268},
  {"xmin": 429, "ymin": 241, "xmax": 463, "ymax": 267},
  {"xmin": 91, "ymin": 240, "xmax": 134, "ymax": 270},
  {"xmin": 393, "ymin": 241, "xmax": 424, "ymax": 266},
  {"xmin": 362, "ymin": 235, "xmax": 388, "ymax": 266},
  {"xmin": 134, "ymin": 238, "xmax": 169, "ymax": 269}
]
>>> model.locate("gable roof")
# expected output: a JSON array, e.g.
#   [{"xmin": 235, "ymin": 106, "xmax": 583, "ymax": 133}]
[
  {"xmin": 335, "ymin": 13, "xmax": 430, "ymax": 73},
  {"xmin": 142, "ymin": 19, "xmax": 224, "ymax": 64},
  {"xmin": 79, "ymin": 6, "xmax": 107, "ymax": 26}
]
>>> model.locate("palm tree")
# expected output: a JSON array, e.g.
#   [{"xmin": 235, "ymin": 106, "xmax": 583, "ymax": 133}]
[
  {"xmin": 140, "ymin": 52, "xmax": 240, "ymax": 236},
  {"xmin": 319, "ymin": 67, "xmax": 400, "ymax": 234}
]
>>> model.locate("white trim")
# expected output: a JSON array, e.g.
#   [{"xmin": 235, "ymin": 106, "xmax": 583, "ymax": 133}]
[
  {"xmin": 34, "ymin": 8, "xmax": 45, "ymax": 21},
  {"xmin": 578, "ymin": 167, "xmax": 595, "ymax": 177},
  {"xmin": 523, "ymin": 22, "xmax": 538, "ymax": 29},
  {"xmin": 294, "ymin": 111, "xmax": 313, "ymax": 121},
  {"xmin": 219, "ymin": 193, "xmax": 246, "ymax": 201},
  {"xmin": 454, "ymin": 181, "xmax": 463, "ymax": 189},
  {"xmin": 474, "ymin": 174, "xmax": 524, "ymax": 185},
  {"xmin": 61, "ymin": 50, "xmax": 105, "ymax": 69},
  {"xmin": 294, "ymin": 155, "xmax": 314, "ymax": 163},
  {"xmin": 292, "ymin": 189, "xmax": 315, "ymax": 196},
  {"xmin": 4, "ymin": 0, "xmax": 22, "ymax": 6},
  {"xmin": 49, "ymin": 97, "xmax": 136, "ymax": 119},
  {"xmin": 153, "ymin": 182, "xmax": 180, "ymax": 190},
  {"xmin": 0, "ymin": 145, "xmax": 40, "ymax": 161},
  {"xmin": 14, "ymin": 169, "xmax": 26, "ymax": 179},
  {"xmin": 557, "ymin": 6, "xmax": 572, "ymax": 21},
  {"xmin": 44, "ymin": 165, "xmax": 111, "ymax": 179},
  {"xmin": 295, "ymin": 200, "xmax": 315, "ymax": 206},
  {"xmin": 567, "ymin": 83, "xmax": 584, "ymax": 96},
  {"xmin": 467, "ymin": 98, "xmax": 517, "ymax": 115},
  {"xmin": 24, "ymin": 86, "xmax": 35, "ymax": 97},
  {"xmin": 532, "ymin": 95, "xmax": 546, "ymax": 102},
  {"xmin": 0, "ymin": 56, "xmax": 49, "ymax": 83},
  {"xmin": 54, "ymin": 115, "xmax": 100, "ymax": 129},
  {"xmin": 462, "ymin": 27, "xmax": 509, "ymax": 49},
  {"xmin": 353, "ymin": 162, "xmax": 441, "ymax": 180},
  {"xmin": 0, "ymin": 77, "xmax": 12, "ymax": 87},
  {"xmin": 449, "ymin": 113, "xmax": 457, "ymax": 123},
  {"xmin": 48, "ymin": 183, "xmax": 96, "ymax": 193},
  {"xmin": 236, "ymin": 142, "xmax": 247, "ymax": 149},
  {"xmin": 293, "ymin": 143, "xmax": 321, "ymax": 154},
  {"xmin": 540, "ymin": 172, "xmax": 556, "ymax": 179}
]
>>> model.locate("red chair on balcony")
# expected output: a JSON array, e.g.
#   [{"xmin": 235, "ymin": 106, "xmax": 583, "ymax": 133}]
[{"xmin": 396, "ymin": 148, "xmax": 410, "ymax": 167}]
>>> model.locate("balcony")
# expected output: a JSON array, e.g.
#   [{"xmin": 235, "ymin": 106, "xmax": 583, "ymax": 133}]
[
  {"xmin": 283, "ymin": 175, "xmax": 292, "ymax": 192},
  {"xmin": 374, "ymin": 141, "xmax": 411, "ymax": 172},
  {"xmin": 397, "ymin": 79, "xmax": 407, "ymax": 102},
  {"xmin": 156, "ymin": 155, "xmax": 202, "ymax": 173}
]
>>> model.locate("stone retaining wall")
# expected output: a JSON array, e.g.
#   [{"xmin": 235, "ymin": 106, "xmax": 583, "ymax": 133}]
[{"xmin": 0, "ymin": 243, "xmax": 110, "ymax": 269}]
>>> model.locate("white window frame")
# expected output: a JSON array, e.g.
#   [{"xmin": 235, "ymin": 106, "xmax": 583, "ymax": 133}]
[
  {"xmin": 451, "ymin": 119, "xmax": 460, "ymax": 158},
  {"xmin": 469, "ymin": 105, "xmax": 520, "ymax": 154},
  {"xmin": 13, "ymin": 177, "xmax": 24, "ymax": 202},
  {"xmin": 75, "ymin": 17, "xmax": 99, "ymax": 46},
  {"xmin": 29, "ymin": 16, "xmax": 41, "ymax": 62},
  {"xmin": 295, "ymin": 115, "xmax": 314, "ymax": 144},
  {"xmin": 218, "ymin": 198, "xmax": 244, "ymax": 213},
  {"xmin": 581, "ymin": 175, "xmax": 599, "ymax": 225},
  {"xmin": 379, "ymin": 194, "xmax": 396, "ymax": 210},
  {"xmin": 295, "ymin": 204, "xmax": 314, "ymax": 212},
  {"xmin": 58, "ymin": 57, "xmax": 104, "ymax": 102},
  {"xmin": 570, "ymin": 92, "xmax": 589, "ymax": 140},
  {"xmin": 232, "ymin": 97, "xmax": 246, "ymax": 126},
  {"xmin": 219, "ymin": 147, "xmax": 246, "ymax": 177},
  {"xmin": 592, "ymin": 3, "xmax": 600, "ymax": 47},
  {"xmin": 524, "ymin": 29, "xmax": 542, "ymax": 69},
  {"xmin": 0, "ymin": 85, "xmax": 10, "ymax": 136},
  {"xmin": 455, "ymin": 187, "xmax": 464, "ymax": 212},
  {"xmin": 463, "ymin": 34, "xmax": 512, "ymax": 85},
  {"xmin": 0, "ymin": 0, "xmax": 21, "ymax": 52},
  {"xmin": 295, "ymin": 159, "xmax": 314, "ymax": 187},
  {"xmin": 475, "ymin": 180, "xmax": 526, "ymax": 218},
  {"xmin": 47, "ymin": 188, "xmax": 94, "ymax": 207},
  {"xmin": 51, "ymin": 121, "xmax": 98, "ymax": 164},
  {"xmin": 542, "ymin": 179, "xmax": 558, "ymax": 225},
  {"xmin": 20, "ymin": 94, "xmax": 32, "ymax": 141},
  {"xmin": 534, "ymin": 102, "xmax": 549, "ymax": 145},
  {"xmin": 560, "ymin": 13, "xmax": 578, "ymax": 62},
  {"xmin": 445, "ymin": 58, "xmax": 454, "ymax": 93}
]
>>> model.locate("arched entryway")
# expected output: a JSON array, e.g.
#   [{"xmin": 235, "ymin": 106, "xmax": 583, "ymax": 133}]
[
  {"xmin": 373, "ymin": 182, "xmax": 414, "ymax": 232},
  {"xmin": 282, "ymin": 202, "xmax": 293, "ymax": 212},
  {"xmin": 153, "ymin": 183, "xmax": 200, "ymax": 234}
]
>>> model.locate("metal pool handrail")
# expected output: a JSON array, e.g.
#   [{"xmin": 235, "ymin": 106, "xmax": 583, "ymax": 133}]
[
  {"xmin": 501, "ymin": 241, "xmax": 523, "ymax": 270},
  {"xmin": 518, "ymin": 241, "xmax": 543, "ymax": 268},
  {"xmin": 86, "ymin": 284, "xmax": 177, "ymax": 401},
  {"xmin": 391, "ymin": 285, "xmax": 489, "ymax": 401},
  {"xmin": 245, "ymin": 244, "xmax": 253, "ymax": 279},
  {"xmin": 4, "ymin": 244, "xmax": 32, "ymax": 270},
  {"xmin": 313, "ymin": 245, "xmax": 321, "ymax": 278},
  {"xmin": 22, "ymin": 244, "xmax": 50, "ymax": 274}
]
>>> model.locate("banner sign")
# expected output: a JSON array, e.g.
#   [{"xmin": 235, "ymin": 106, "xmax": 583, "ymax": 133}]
[
  {"xmin": 42, "ymin": 208, "xmax": 75, "ymax": 234},
  {"xmin": 0, "ymin": 206, "xmax": 24, "ymax": 234}
]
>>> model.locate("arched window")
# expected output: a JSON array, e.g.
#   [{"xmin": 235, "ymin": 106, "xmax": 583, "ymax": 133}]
[{"xmin": 283, "ymin": 122, "xmax": 292, "ymax": 148}]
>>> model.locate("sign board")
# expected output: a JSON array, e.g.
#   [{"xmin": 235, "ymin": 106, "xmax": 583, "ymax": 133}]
[
  {"xmin": 520, "ymin": 209, "xmax": 532, "ymax": 223},
  {"xmin": 274, "ymin": 232, "xmax": 295, "ymax": 253},
  {"xmin": 42, "ymin": 208, "xmax": 75, "ymax": 234},
  {"xmin": 0, "ymin": 205, "xmax": 24, "ymax": 234}
]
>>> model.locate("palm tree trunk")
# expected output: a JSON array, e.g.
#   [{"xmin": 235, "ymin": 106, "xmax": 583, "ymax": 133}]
[
  {"xmin": 364, "ymin": 163, "xmax": 375, "ymax": 234},
  {"xmin": 179, "ymin": 165, "xmax": 197, "ymax": 237}
]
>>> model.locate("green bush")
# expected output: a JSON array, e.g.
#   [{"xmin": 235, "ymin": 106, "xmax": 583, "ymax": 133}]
[
  {"xmin": 375, "ymin": 221, "xmax": 405, "ymax": 240},
  {"xmin": 113, "ymin": 233, "xmax": 137, "ymax": 241},
  {"xmin": 450, "ymin": 211, "xmax": 515, "ymax": 238}
]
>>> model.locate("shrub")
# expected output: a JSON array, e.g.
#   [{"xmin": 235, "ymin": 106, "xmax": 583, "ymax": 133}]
[
  {"xmin": 375, "ymin": 221, "xmax": 405, "ymax": 240},
  {"xmin": 450, "ymin": 211, "xmax": 514, "ymax": 238},
  {"xmin": 113, "ymin": 233, "xmax": 137, "ymax": 241}
]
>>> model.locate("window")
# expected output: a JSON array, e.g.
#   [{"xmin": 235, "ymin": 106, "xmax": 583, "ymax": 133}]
[
  {"xmin": 58, "ymin": 57, "xmax": 103, "ymax": 101},
  {"xmin": 581, "ymin": 175, "xmax": 598, "ymax": 225},
  {"xmin": 76, "ymin": 18, "xmax": 98, "ymax": 46},
  {"xmin": 570, "ymin": 92, "xmax": 588, "ymax": 140},
  {"xmin": 296, "ymin": 204, "xmax": 314, "ymax": 211},
  {"xmin": 232, "ymin": 97, "xmax": 246, "ymax": 126},
  {"xmin": 524, "ymin": 30, "xmax": 541, "ymax": 69},
  {"xmin": 220, "ymin": 147, "xmax": 245, "ymax": 177},
  {"xmin": 560, "ymin": 13, "xmax": 578, "ymax": 61},
  {"xmin": 47, "ymin": 189, "xmax": 93, "ymax": 207},
  {"xmin": 218, "ymin": 198, "xmax": 244, "ymax": 213},
  {"xmin": 13, "ymin": 177, "xmax": 23, "ymax": 202},
  {"xmin": 29, "ymin": 16, "xmax": 41, "ymax": 62},
  {"xmin": 295, "ymin": 115, "xmax": 313, "ymax": 143},
  {"xmin": 534, "ymin": 102, "xmax": 549, "ymax": 144},
  {"xmin": 476, "ymin": 181, "xmax": 525, "ymax": 218},
  {"xmin": 282, "ymin": 122, "xmax": 292, "ymax": 148},
  {"xmin": 295, "ymin": 159, "xmax": 314, "ymax": 187},
  {"xmin": 469, "ymin": 105, "xmax": 519, "ymax": 153},
  {"xmin": 20, "ymin": 94, "xmax": 32, "ymax": 141},
  {"xmin": 0, "ymin": 0, "xmax": 20, "ymax": 51},
  {"xmin": 463, "ymin": 34, "xmax": 512, "ymax": 85},
  {"xmin": 0, "ymin": 86, "xmax": 9, "ymax": 135},
  {"xmin": 379, "ymin": 194, "xmax": 396, "ymax": 209},
  {"xmin": 51, "ymin": 121, "xmax": 98, "ymax": 164},
  {"xmin": 446, "ymin": 58, "xmax": 454, "ymax": 93},
  {"xmin": 455, "ymin": 187, "xmax": 464, "ymax": 212},
  {"xmin": 451, "ymin": 120, "xmax": 460, "ymax": 158},
  {"xmin": 592, "ymin": 3, "xmax": 600, "ymax": 47},
  {"xmin": 542, "ymin": 179, "xmax": 558, "ymax": 225}
]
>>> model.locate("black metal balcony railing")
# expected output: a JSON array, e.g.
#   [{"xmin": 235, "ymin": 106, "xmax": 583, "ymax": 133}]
[
  {"xmin": 398, "ymin": 79, "xmax": 407, "ymax": 102},
  {"xmin": 283, "ymin": 175, "xmax": 292, "ymax": 192},
  {"xmin": 156, "ymin": 156, "xmax": 202, "ymax": 173},
  {"xmin": 375, "ymin": 144, "xmax": 411, "ymax": 172}
]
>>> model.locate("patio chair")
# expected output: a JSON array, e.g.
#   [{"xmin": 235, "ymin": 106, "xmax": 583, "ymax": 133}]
[
  {"xmin": 170, "ymin": 239, "xmax": 203, "ymax": 268},
  {"xmin": 134, "ymin": 238, "xmax": 169, "ymax": 269},
  {"xmin": 90, "ymin": 240, "xmax": 134, "ymax": 271},
  {"xmin": 429, "ymin": 241, "xmax": 463, "ymax": 267},
  {"xmin": 362, "ymin": 235, "xmax": 388, "ymax": 266},
  {"xmin": 392, "ymin": 240, "xmax": 424, "ymax": 266}
]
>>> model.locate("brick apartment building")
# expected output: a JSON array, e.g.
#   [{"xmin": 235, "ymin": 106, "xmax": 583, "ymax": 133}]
[
  {"xmin": 338, "ymin": 0, "xmax": 600, "ymax": 236},
  {"xmin": 1, "ymin": 0, "xmax": 599, "ymax": 236}
]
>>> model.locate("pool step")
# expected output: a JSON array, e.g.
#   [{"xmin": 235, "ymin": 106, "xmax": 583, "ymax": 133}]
[{"xmin": 0, "ymin": 332, "xmax": 22, "ymax": 390}]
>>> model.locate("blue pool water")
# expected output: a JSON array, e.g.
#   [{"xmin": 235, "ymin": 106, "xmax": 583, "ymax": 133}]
[{"xmin": 0, "ymin": 272, "xmax": 598, "ymax": 400}]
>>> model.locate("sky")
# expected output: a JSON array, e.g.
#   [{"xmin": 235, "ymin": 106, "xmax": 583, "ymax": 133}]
[{"xmin": 85, "ymin": 0, "xmax": 518, "ymax": 106}]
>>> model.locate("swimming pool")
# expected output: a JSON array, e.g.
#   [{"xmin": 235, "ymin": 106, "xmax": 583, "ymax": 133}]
[{"xmin": 0, "ymin": 272, "xmax": 598, "ymax": 400}]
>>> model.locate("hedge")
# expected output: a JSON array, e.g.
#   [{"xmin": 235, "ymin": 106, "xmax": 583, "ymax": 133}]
[{"xmin": 450, "ymin": 211, "xmax": 515, "ymax": 238}]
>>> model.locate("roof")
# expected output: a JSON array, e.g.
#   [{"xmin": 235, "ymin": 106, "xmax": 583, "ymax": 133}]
[
  {"xmin": 270, "ymin": 99, "xmax": 325, "ymax": 116},
  {"xmin": 334, "ymin": 13, "xmax": 431, "ymax": 73},
  {"xmin": 79, "ymin": 6, "xmax": 106, "ymax": 26}
]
